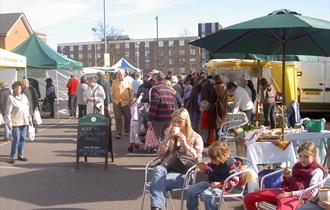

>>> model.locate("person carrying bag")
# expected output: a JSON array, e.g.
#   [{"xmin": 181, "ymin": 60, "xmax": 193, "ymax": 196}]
[{"xmin": 165, "ymin": 136, "xmax": 197, "ymax": 173}]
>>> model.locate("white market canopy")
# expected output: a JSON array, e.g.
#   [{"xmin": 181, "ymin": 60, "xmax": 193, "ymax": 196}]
[
  {"xmin": 0, "ymin": 48, "xmax": 26, "ymax": 68},
  {"xmin": 110, "ymin": 58, "xmax": 142, "ymax": 73}
]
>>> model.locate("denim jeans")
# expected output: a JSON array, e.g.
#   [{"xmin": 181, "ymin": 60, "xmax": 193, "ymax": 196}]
[
  {"xmin": 149, "ymin": 165, "xmax": 185, "ymax": 210},
  {"xmin": 297, "ymin": 202, "xmax": 323, "ymax": 210},
  {"xmin": 4, "ymin": 123, "xmax": 12, "ymax": 140},
  {"xmin": 10, "ymin": 125, "xmax": 28, "ymax": 159},
  {"xmin": 187, "ymin": 181, "xmax": 210, "ymax": 210},
  {"xmin": 200, "ymin": 187, "xmax": 223, "ymax": 210}
]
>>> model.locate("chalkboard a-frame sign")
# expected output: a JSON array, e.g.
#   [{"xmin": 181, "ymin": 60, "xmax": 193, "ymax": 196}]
[{"xmin": 76, "ymin": 114, "xmax": 110, "ymax": 170}]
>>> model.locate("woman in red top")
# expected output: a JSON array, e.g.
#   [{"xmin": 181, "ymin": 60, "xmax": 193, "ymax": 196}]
[{"xmin": 244, "ymin": 142, "xmax": 324, "ymax": 210}]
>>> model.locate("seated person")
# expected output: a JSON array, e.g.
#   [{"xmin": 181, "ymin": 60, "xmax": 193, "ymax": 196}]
[
  {"xmin": 187, "ymin": 141, "xmax": 241, "ymax": 210},
  {"xmin": 244, "ymin": 141, "xmax": 324, "ymax": 210},
  {"xmin": 149, "ymin": 108, "xmax": 204, "ymax": 210}
]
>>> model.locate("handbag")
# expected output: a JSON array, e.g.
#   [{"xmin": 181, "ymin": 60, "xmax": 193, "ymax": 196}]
[
  {"xmin": 28, "ymin": 123, "xmax": 35, "ymax": 141},
  {"xmin": 165, "ymin": 137, "xmax": 197, "ymax": 173},
  {"xmin": 33, "ymin": 109, "xmax": 42, "ymax": 125}
]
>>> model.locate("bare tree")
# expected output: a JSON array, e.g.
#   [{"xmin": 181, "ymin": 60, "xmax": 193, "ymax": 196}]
[
  {"xmin": 96, "ymin": 20, "xmax": 124, "ymax": 64},
  {"xmin": 179, "ymin": 28, "xmax": 194, "ymax": 37}
]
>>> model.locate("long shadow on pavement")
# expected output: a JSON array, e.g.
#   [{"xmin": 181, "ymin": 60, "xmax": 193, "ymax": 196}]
[{"xmin": 0, "ymin": 162, "xmax": 145, "ymax": 207}]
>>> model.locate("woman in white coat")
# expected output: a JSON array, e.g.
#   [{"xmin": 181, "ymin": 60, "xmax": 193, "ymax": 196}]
[{"xmin": 84, "ymin": 77, "xmax": 105, "ymax": 115}]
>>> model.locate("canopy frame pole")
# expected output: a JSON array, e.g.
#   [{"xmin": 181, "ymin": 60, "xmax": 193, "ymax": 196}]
[{"xmin": 56, "ymin": 71, "xmax": 60, "ymax": 119}]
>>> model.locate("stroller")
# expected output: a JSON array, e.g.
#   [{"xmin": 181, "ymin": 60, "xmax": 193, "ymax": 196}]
[{"xmin": 138, "ymin": 102, "xmax": 150, "ymax": 140}]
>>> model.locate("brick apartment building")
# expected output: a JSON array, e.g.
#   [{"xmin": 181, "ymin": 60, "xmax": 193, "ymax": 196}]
[{"xmin": 58, "ymin": 35, "xmax": 204, "ymax": 74}]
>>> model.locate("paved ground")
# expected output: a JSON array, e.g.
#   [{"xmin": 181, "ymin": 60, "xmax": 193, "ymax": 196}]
[
  {"xmin": 1, "ymin": 110, "xmax": 329, "ymax": 210},
  {"xmin": 0, "ymin": 118, "xmax": 244, "ymax": 210}
]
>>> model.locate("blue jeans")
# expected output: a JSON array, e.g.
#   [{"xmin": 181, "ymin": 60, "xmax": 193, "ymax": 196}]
[
  {"xmin": 187, "ymin": 181, "xmax": 210, "ymax": 210},
  {"xmin": 297, "ymin": 202, "xmax": 323, "ymax": 210},
  {"xmin": 10, "ymin": 125, "xmax": 28, "ymax": 159},
  {"xmin": 4, "ymin": 123, "xmax": 12, "ymax": 140},
  {"xmin": 149, "ymin": 165, "xmax": 185, "ymax": 210},
  {"xmin": 201, "ymin": 187, "xmax": 223, "ymax": 210},
  {"xmin": 187, "ymin": 181, "xmax": 223, "ymax": 210}
]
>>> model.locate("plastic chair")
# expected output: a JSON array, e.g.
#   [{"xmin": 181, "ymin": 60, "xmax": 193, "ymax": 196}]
[
  {"xmin": 258, "ymin": 168, "xmax": 328, "ymax": 210},
  {"xmin": 140, "ymin": 157, "xmax": 197, "ymax": 210}
]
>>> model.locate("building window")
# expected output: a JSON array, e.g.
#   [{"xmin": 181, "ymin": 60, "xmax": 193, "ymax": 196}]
[
  {"xmin": 190, "ymin": 49, "xmax": 196, "ymax": 55},
  {"xmin": 169, "ymin": 58, "xmax": 174, "ymax": 65},
  {"xmin": 145, "ymin": 42, "xmax": 149, "ymax": 48},
  {"xmin": 87, "ymin": 45, "xmax": 92, "ymax": 50},
  {"xmin": 158, "ymin": 41, "xmax": 163, "ymax": 47},
  {"xmin": 169, "ymin": 40, "xmax": 174, "ymax": 46},
  {"xmin": 97, "ymin": 45, "xmax": 101, "ymax": 50},
  {"xmin": 179, "ymin": 50, "xmax": 185, "ymax": 56},
  {"xmin": 87, "ymin": 54, "xmax": 92, "ymax": 59},
  {"xmin": 78, "ymin": 45, "xmax": 83, "ymax": 51},
  {"xmin": 179, "ymin": 40, "xmax": 185, "ymax": 46},
  {"xmin": 115, "ymin": 43, "xmax": 120, "ymax": 49},
  {"xmin": 70, "ymin": 46, "xmax": 74, "ymax": 51},
  {"xmin": 190, "ymin": 57, "xmax": 196, "ymax": 63},
  {"xmin": 125, "ymin": 43, "xmax": 129, "ymax": 49},
  {"xmin": 125, "ymin": 51, "xmax": 129, "ymax": 57},
  {"xmin": 179, "ymin": 67, "xmax": 185, "ymax": 73},
  {"xmin": 169, "ymin": 50, "xmax": 172, "ymax": 56}
]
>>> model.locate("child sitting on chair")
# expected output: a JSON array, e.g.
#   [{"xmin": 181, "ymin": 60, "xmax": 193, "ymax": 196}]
[
  {"xmin": 187, "ymin": 141, "xmax": 241, "ymax": 210},
  {"xmin": 244, "ymin": 141, "xmax": 324, "ymax": 210}
]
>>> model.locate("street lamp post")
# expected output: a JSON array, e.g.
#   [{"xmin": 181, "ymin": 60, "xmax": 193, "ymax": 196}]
[
  {"xmin": 92, "ymin": 27, "xmax": 97, "ymax": 66},
  {"xmin": 155, "ymin": 16, "xmax": 159, "ymax": 69},
  {"xmin": 103, "ymin": 0, "xmax": 107, "ymax": 54}
]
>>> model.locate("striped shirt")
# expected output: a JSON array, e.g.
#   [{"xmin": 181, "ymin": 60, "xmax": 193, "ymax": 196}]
[{"xmin": 149, "ymin": 83, "xmax": 176, "ymax": 121}]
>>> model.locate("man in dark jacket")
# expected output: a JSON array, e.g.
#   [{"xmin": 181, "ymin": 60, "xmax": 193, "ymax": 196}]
[
  {"xmin": 22, "ymin": 78, "xmax": 39, "ymax": 132},
  {"xmin": 97, "ymin": 71, "xmax": 111, "ymax": 117},
  {"xmin": 0, "ymin": 82, "xmax": 12, "ymax": 140}
]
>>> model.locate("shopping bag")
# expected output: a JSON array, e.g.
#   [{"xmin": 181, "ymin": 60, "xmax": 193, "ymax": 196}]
[
  {"xmin": 41, "ymin": 98, "xmax": 51, "ymax": 112},
  {"xmin": 144, "ymin": 123, "xmax": 159, "ymax": 151},
  {"xmin": 33, "ymin": 109, "xmax": 42, "ymax": 125},
  {"xmin": 4, "ymin": 124, "xmax": 12, "ymax": 140},
  {"xmin": 28, "ymin": 124, "xmax": 35, "ymax": 141}
]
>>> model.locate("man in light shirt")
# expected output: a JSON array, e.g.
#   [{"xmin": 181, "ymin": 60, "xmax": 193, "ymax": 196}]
[
  {"xmin": 111, "ymin": 69, "xmax": 132, "ymax": 139},
  {"xmin": 132, "ymin": 72, "xmax": 143, "ymax": 97},
  {"xmin": 226, "ymin": 82, "xmax": 254, "ymax": 122}
]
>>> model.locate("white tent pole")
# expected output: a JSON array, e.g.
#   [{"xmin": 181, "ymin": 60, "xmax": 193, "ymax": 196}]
[{"xmin": 56, "ymin": 71, "xmax": 60, "ymax": 119}]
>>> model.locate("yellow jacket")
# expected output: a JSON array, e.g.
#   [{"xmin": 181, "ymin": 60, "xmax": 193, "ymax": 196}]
[{"xmin": 111, "ymin": 78, "xmax": 132, "ymax": 107}]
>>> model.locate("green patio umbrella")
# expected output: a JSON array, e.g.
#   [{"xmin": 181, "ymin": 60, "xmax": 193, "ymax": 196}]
[
  {"xmin": 190, "ymin": 9, "xmax": 330, "ymax": 132},
  {"xmin": 190, "ymin": 9, "xmax": 330, "ymax": 102}
]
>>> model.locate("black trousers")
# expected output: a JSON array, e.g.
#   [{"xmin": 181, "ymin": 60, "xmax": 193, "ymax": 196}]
[{"xmin": 78, "ymin": 105, "xmax": 87, "ymax": 118}]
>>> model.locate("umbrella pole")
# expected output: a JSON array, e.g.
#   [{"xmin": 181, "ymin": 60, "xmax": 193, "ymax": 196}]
[{"xmin": 281, "ymin": 43, "xmax": 286, "ymax": 138}]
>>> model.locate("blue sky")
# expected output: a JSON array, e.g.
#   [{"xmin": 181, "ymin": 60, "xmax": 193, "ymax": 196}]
[{"xmin": 1, "ymin": 0, "xmax": 329, "ymax": 49}]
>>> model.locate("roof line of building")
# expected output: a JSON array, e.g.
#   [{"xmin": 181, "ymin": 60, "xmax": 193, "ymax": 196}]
[
  {"xmin": 57, "ymin": 36, "xmax": 199, "ymax": 46},
  {"xmin": 6, "ymin": 13, "xmax": 33, "ymax": 36}
]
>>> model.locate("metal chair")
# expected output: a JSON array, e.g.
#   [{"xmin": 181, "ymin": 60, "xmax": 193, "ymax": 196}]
[
  {"xmin": 215, "ymin": 156, "xmax": 253, "ymax": 210},
  {"xmin": 218, "ymin": 116, "xmax": 248, "ymax": 155},
  {"xmin": 140, "ymin": 157, "xmax": 197, "ymax": 210},
  {"xmin": 258, "ymin": 168, "xmax": 328, "ymax": 210},
  {"xmin": 197, "ymin": 156, "xmax": 252, "ymax": 210}
]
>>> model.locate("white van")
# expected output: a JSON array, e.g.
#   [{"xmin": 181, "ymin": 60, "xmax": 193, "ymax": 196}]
[{"xmin": 297, "ymin": 57, "xmax": 330, "ymax": 113}]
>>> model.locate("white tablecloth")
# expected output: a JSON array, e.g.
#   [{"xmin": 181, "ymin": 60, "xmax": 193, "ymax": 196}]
[{"xmin": 246, "ymin": 142, "xmax": 297, "ymax": 173}]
